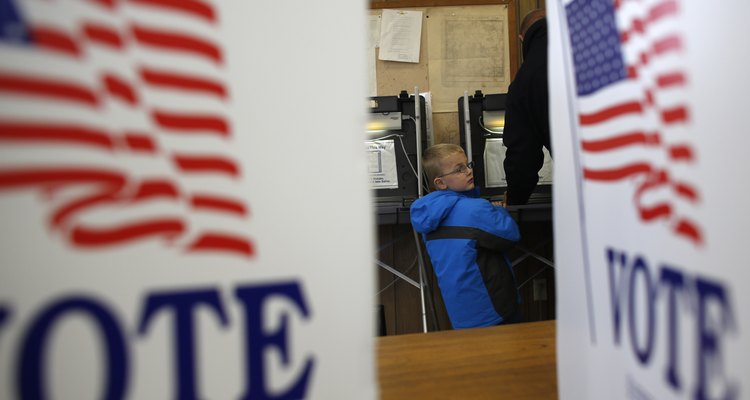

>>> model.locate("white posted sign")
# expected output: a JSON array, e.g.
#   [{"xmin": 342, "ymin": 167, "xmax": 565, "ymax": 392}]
[
  {"xmin": 0, "ymin": 1, "xmax": 375, "ymax": 399},
  {"xmin": 550, "ymin": 0, "xmax": 749, "ymax": 399}
]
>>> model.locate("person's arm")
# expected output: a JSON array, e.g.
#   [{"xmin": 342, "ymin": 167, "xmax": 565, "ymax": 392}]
[
  {"xmin": 503, "ymin": 86, "xmax": 544, "ymax": 205},
  {"xmin": 531, "ymin": 59, "xmax": 551, "ymax": 157}
]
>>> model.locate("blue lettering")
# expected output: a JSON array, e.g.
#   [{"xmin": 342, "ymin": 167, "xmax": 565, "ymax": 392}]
[
  {"xmin": 3, "ymin": 280, "xmax": 316, "ymax": 398},
  {"xmin": 138, "ymin": 288, "xmax": 229, "ymax": 400},
  {"xmin": 607, "ymin": 248, "xmax": 628, "ymax": 345},
  {"xmin": 0, "ymin": 305, "xmax": 9, "ymax": 333},
  {"xmin": 694, "ymin": 278, "xmax": 737, "ymax": 400},
  {"xmin": 627, "ymin": 255, "xmax": 655, "ymax": 364},
  {"xmin": 17, "ymin": 297, "xmax": 128, "ymax": 400},
  {"xmin": 0, "ymin": 305, "xmax": 8, "ymax": 328},
  {"xmin": 235, "ymin": 282, "xmax": 314, "ymax": 400},
  {"xmin": 0, "ymin": 304, "xmax": 10, "ymax": 360},
  {"xmin": 660, "ymin": 266, "xmax": 685, "ymax": 390},
  {"xmin": 605, "ymin": 247, "xmax": 739, "ymax": 399}
]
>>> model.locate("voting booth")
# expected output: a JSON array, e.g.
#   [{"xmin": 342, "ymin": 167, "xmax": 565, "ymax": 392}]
[
  {"xmin": 367, "ymin": 90, "xmax": 428, "ymax": 224},
  {"xmin": 368, "ymin": 90, "xmax": 435, "ymax": 335},
  {"xmin": 458, "ymin": 90, "xmax": 552, "ymax": 200}
]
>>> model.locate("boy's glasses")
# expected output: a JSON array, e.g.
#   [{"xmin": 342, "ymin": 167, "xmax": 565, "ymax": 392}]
[{"xmin": 437, "ymin": 161, "xmax": 474, "ymax": 178}]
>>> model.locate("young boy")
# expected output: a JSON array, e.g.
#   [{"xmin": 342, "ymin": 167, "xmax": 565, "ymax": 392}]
[{"xmin": 410, "ymin": 144, "xmax": 521, "ymax": 329}]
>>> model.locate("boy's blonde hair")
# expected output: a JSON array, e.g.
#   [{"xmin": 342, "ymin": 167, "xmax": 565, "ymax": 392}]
[{"xmin": 423, "ymin": 143, "xmax": 465, "ymax": 190}]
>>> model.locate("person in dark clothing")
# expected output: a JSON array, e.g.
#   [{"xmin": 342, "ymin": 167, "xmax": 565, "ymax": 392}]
[{"xmin": 503, "ymin": 9, "xmax": 551, "ymax": 206}]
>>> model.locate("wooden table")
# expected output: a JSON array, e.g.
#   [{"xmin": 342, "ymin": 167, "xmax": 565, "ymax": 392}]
[{"xmin": 377, "ymin": 320, "xmax": 557, "ymax": 399}]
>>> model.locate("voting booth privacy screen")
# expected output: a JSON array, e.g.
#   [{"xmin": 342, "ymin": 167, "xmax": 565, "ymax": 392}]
[
  {"xmin": 0, "ymin": 1, "xmax": 375, "ymax": 399},
  {"xmin": 367, "ymin": 92, "xmax": 428, "ymax": 202},
  {"xmin": 550, "ymin": 0, "xmax": 749, "ymax": 399},
  {"xmin": 458, "ymin": 91, "xmax": 552, "ymax": 199}
]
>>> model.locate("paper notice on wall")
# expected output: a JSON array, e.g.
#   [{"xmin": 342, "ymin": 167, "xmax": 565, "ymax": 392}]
[
  {"xmin": 367, "ymin": 139, "xmax": 399, "ymax": 189},
  {"xmin": 378, "ymin": 9, "xmax": 422, "ymax": 63}
]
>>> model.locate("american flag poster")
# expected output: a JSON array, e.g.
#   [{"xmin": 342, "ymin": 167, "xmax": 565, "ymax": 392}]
[
  {"xmin": 0, "ymin": 0, "xmax": 375, "ymax": 398},
  {"xmin": 550, "ymin": 0, "xmax": 750, "ymax": 398}
]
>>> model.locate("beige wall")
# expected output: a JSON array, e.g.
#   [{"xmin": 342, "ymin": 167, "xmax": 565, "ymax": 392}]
[
  {"xmin": 371, "ymin": 0, "xmax": 527, "ymax": 145},
  {"xmin": 370, "ymin": 0, "xmax": 545, "ymax": 145}
]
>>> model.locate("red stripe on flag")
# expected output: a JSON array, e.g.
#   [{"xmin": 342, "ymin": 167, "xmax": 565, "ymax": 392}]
[
  {"xmin": 673, "ymin": 182, "xmax": 699, "ymax": 202},
  {"xmin": 657, "ymin": 72, "xmax": 686, "ymax": 88},
  {"xmin": 632, "ymin": 18, "xmax": 644, "ymax": 34},
  {"xmin": 131, "ymin": 25, "xmax": 222, "ymax": 64},
  {"xmin": 153, "ymin": 110, "xmax": 229, "ymax": 136},
  {"xmin": 621, "ymin": 0, "xmax": 679, "ymax": 44},
  {"xmin": 52, "ymin": 189, "xmax": 120, "ymax": 227},
  {"xmin": 620, "ymin": 0, "xmax": 678, "ymax": 44},
  {"xmin": 640, "ymin": 52, "xmax": 649, "ymax": 66},
  {"xmin": 140, "ymin": 68, "xmax": 227, "ymax": 98},
  {"xmin": 625, "ymin": 55, "xmax": 649, "ymax": 78},
  {"xmin": 52, "ymin": 180, "xmax": 182, "ymax": 227},
  {"xmin": 0, "ymin": 72, "xmax": 98, "ymax": 106},
  {"xmin": 674, "ymin": 219, "xmax": 702, "ymax": 245},
  {"xmin": 650, "ymin": 0, "xmax": 679, "ymax": 23},
  {"xmin": 71, "ymin": 218, "xmax": 185, "ymax": 246},
  {"xmin": 128, "ymin": 0, "xmax": 216, "ymax": 23},
  {"xmin": 188, "ymin": 232, "xmax": 254, "ymax": 257},
  {"xmin": 190, "ymin": 194, "xmax": 247, "ymax": 216},
  {"xmin": 0, "ymin": 169, "xmax": 125, "ymax": 189},
  {"xmin": 173, "ymin": 155, "xmax": 239, "ymax": 177},
  {"xmin": 583, "ymin": 163, "xmax": 652, "ymax": 181},
  {"xmin": 644, "ymin": 89, "xmax": 654, "ymax": 106},
  {"xmin": 662, "ymin": 106, "xmax": 688, "ymax": 123},
  {"xmin": 627, "ymin": 65, "xmax": 638, "ymax": 79},
  {"xmin": 29, "ymin": 26, "xmax": 81, "ymax": 56},
  {"xmin": 635, "ymin": 169, "xmax": 668, "ymax": 191},
  {"xmin": 669, "ymin": 144, "xmax": 693, "ymax": 160},
  {"xmin": 653, "ymin": 35, "xmax": 682, "ymax": 55},
  {"xmin": 89, "ymin": 0, "xmax": 115, "ymax": 9},
  {"xmin": 0, "ymin": 122, "xmax": 113, "ymax": 149},
  {"xmin": 581, "ymin": 131, "xmax": 660, "ymax": 152},
  {"xmin": 133, "ymin": 180, "xmax": 180, "ymax": 200},
  {"xmin": 83, "ymin": 23, "xmax": 124, "ymax": 49},
  {"xmin": 639, "ymin": 203, "xmax": 671, "ymax": 220},
  {"xmin": 103, "ymin": 74, "xmax": 138, "ymax": 105},
  {"xmin": 579, "ymin": 101, "xmax": 643, "ymax": 125},
  {"xmin": 124, "ymin": 133, "xmax": 158, "ymax": 153}
]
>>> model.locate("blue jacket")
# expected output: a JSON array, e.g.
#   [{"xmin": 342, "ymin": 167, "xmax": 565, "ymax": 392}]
[{"xmin": 410, "ymin": 188, "xmax": 520, "ymax": 329}]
